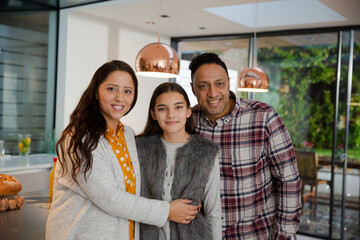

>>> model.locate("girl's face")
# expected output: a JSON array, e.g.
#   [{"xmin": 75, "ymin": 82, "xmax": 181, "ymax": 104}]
[
  {"xmin": 151, "ymin": 91, "xmax": 191, "ymax": 141},
  {"xmin": 97, "ymin": 70, "xmax": 135, "ymax": 130}
]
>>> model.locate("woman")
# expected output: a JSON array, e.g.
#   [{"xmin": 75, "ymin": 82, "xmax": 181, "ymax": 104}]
[
  {"xmin": 46, "ymin": 61, "xmax": 198, "ymax": 240},
  {"xmin": 136, "ymin": 82, "xmax": 222, "ymax": 240}
]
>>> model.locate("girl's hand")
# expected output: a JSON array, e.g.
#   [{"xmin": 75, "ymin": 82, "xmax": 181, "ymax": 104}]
[{"xmin": 168, "ymin": 199, "xmax": 199, "ymax": 224}]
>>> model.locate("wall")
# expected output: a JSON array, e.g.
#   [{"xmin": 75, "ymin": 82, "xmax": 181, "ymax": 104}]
[{"xmin": 56, "ymin": 9, "xmax": 169, "ymax": 136}]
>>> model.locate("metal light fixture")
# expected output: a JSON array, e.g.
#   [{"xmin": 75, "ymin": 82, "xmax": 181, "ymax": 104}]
[
  {"xmin": 237, "ymin": 66, "xmax": 269, "ymax": 92},
  {"xmin": 237, "ymin": 0, "xmax": 269, "ymax": 92},
  {"xmin": 135, "ymin": 36, "xmax": 179, "ymax": 78},
  {"xmin": 135, "ymin": 0, "xmax": 180, "ymax": 78}
]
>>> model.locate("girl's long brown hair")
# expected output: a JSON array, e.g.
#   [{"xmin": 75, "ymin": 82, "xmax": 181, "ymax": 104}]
[{"xmin": 56, "ymin": 60, "xmax": 138, "ymax": 184}]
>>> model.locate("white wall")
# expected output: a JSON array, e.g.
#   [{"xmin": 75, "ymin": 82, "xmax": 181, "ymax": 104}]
[{"xmin": 56, "ymin": 9, "xmax": 169, "ymax": 136}]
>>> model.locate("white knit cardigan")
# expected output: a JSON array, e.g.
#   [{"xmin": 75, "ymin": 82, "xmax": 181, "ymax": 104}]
[{"xmin": 46, "ymin": 125, "xmax": 169, "ymax": 240}]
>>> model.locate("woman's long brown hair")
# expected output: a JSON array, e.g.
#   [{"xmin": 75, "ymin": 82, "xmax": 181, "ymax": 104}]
[{"xmin": 56, "ymin": 60, "xmax": 138, "ymax": 184}]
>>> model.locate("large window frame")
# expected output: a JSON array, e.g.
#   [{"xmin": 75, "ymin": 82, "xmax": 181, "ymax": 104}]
[
  {"xmin": 0, "ymin": 0, "xmax": 111, "ymax": 155},
  {"xmin": 172, "ymin": 26, "xmax": 360, "ymax": 239}
]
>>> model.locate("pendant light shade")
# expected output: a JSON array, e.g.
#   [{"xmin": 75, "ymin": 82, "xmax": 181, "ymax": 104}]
[
  {"xmin": 237, "ymin": 67, "xmax": 269, "ymax": 93},
  {"xmin": 135, "ymin": 42, "xmax": 180, "ymax": 78}
]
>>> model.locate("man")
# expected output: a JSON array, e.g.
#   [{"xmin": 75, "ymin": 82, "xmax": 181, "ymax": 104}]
[{"xmin": 189, "ymin": 53, "xmax": 301, "ymax": 240}]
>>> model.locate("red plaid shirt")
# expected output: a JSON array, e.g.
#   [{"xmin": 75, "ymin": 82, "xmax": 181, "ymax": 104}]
[{"xmin": 192, "ymin": 93, "xmax": 301, "ymax": 240}]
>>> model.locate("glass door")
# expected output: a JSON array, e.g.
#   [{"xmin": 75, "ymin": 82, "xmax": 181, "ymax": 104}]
[
  {"xmin": 172, "ymin": 28, "xmax": 360, "ymax": 239},
  {"xmin": 256, "ymin": 32, "xmax": 339, "ymax": 238},
  {"xmin": 256, "ymin": 30, "xmax": 359, "ymax": 239},
  {"xmin": 335, "ymin": 30, "xmax": 360, "ymax": 240}
]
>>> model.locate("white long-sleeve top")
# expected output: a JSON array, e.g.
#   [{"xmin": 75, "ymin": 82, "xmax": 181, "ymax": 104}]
[{"xmin": 159, "ymin": 138, "xmax": 222, "ymax": 240}]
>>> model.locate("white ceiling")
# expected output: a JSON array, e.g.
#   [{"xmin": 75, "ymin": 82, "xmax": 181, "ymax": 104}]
[{"xmin": 74, "ymin": 0, "xmax": 360, "ymax": 38}]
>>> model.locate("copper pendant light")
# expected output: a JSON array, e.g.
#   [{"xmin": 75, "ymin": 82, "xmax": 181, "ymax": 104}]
[
  {"xmin": 237, "ymin": 67, "xmax": 269, "ymax": 92},
  {"xmin": 135, "ymin": 0, "xmax": 180, "ymax": 78},
  {"xmin": 237, "ymin": 0, "xmax": 269, "ymax": 93},
  {"xmin": 135, "ymin": 35, "xmax": 180, "ymax": 78}
]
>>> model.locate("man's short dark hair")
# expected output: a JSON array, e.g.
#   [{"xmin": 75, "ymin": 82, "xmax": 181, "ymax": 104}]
[{"xmin": 188, "ymin": 52, "xmax": 229, "ymax": 82}]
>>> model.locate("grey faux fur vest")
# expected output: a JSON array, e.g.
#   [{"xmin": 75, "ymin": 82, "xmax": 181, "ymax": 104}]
[{"xmin": 136, "ymin": 134, "xmax": 219, "ymax": 240}]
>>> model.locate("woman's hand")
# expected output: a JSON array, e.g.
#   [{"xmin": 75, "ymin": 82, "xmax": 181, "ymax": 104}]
[{"xmin": 168, "ymin": 199, "xmax": 199, "ymax": 224}]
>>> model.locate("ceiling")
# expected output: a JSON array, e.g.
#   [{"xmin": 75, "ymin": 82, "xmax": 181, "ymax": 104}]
[{"xmin": 73, "ymin": 0, "xmax": 360, "ymax": 38}]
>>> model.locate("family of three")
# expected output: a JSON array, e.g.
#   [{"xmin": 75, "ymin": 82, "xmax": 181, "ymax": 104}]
[{"xmin": 46, "ymin": 53, "xmax": 301, "ymax": 240}]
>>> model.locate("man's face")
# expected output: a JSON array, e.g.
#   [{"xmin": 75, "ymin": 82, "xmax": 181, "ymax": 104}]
[{"xmin": 191, "ymin": 63, "xmax": 232, "ymax": 123}]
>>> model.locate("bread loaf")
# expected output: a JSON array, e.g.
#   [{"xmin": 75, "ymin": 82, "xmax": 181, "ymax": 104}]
[{"xmin": 0, "ymin": 174, "xmax": 22, "ymax": 196}]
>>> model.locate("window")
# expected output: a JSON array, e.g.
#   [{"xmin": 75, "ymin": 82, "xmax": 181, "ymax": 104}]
[
  {"xmin": 256, "ymin": 32, "xmax": 339, "ymax": 238},
  {"xmin": 0, "ymin": 12, "xmax": 57, "ymax": 155},
  {"xmin": 173, "ymin": 28, "xmax": 360, "ymax": 239}
]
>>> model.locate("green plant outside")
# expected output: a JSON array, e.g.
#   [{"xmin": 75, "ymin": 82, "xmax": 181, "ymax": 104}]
[
  {"xmin": 254, "ymin": 35, "xmax": 360, "ymax": 165},
  {"xmin": 312, "ymin": 148, "xmax": 360, "ymax": 164}
]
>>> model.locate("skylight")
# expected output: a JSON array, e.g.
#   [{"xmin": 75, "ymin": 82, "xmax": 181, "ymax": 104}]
[{"xmin": 204, "ymin": 0, "xmax": 346, "ymax": 28}]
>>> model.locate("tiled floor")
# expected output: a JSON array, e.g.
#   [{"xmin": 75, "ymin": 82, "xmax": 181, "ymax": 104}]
[
  {"xmin": 296, "ymin": 234, "xmax": 322, "ymax": 240},
  {"xmin": 298, "ymin": 194, "xmax": 360, "ymax": 239}
]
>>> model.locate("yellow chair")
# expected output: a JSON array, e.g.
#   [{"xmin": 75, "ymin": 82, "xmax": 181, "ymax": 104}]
[{"xmin": 295, "ymin": 150, "xmax": 330, "ymax": 215}]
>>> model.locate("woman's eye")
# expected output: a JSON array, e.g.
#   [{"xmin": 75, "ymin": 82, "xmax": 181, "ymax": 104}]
[
  {"xmin": 107, "ymin": 87, "xmax": 115, "ymax": 92},
  {"xmin": 158, "ymin": 107, "xmax": 166, "ymax": 111},
  {"xmin": 176, "ymin": 105, "xmax": 184, "ymax": 109},
  {"xmin": 124, "ymin": 90, "xmax": 132, "ymax": 94}
]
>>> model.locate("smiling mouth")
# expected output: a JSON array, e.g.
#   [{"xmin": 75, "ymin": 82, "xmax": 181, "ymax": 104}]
[
  {"xmin": 166, "ymin": 121, "xmax": 178, "ymax": 125},
  {"xmin": 112, "ymin": 105, "xmax": 124, "ymax": 111},
  {"xmin": 208, "ymin": 99, "xmax": 221, "ymax": 104}
]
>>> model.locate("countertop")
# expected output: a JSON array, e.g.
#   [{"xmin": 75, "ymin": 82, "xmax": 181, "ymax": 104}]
[
  {"xmin": 0, "ymin": 154, "xmax": 55, "ymax": 239},
  {"xmin": 0, "ymin": 154, "xmax": 56, "ymax": 173},
  {"xmin": 0, "ymin": 190, "xmax": 50, "ymax": 240}
]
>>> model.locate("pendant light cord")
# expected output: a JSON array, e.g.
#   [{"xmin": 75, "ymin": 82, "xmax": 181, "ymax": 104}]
[
  {"xmin": 253, "ymin": 0, "xmax": 258, "ymax": 67},
  {"xmin": 254, "ymin": 0, "xmax": 258, "ymax": 41},
  {"xmin": 158, "ymin": 0, "xmax": 161, "ymax": 43}
]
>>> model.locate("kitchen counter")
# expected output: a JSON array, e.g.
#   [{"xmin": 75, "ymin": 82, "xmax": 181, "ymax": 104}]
[
  {"xmin": 0, "ymin": 155, "xmax": 55, "ymax": 239},
  {"xmin": 0, "ymin": 154, "xmax": 56, "ymax": 194},
  {"xmin": 0, "ymin": 154, "xmax": 56, "ymax": 173},
  {"xmin": 0, "ymin": 190, "xmax": 50, "ymax": 240}
]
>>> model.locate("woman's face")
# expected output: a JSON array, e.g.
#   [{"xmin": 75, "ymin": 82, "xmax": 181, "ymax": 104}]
[
  {"xmin": 151, "ymin": 91, "xmax": 191, "ymax": 140},
  {"xmin": 97, "ymin": 70, "xmax": 135, "ymax": 130}
]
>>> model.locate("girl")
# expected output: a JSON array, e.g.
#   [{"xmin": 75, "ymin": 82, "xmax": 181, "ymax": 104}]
[
  {"xmin": 46, "ymin": 61, "xmax": 199, "ymax": 240},
  {"xmin": 136, "ymin": 82, "xmax": 222, "ymax": 240}
]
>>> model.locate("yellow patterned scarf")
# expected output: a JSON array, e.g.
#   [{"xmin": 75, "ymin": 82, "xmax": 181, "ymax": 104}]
[{"xmin": 105, "ymin": 122, "xmax": 136, "ymax": 240}]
